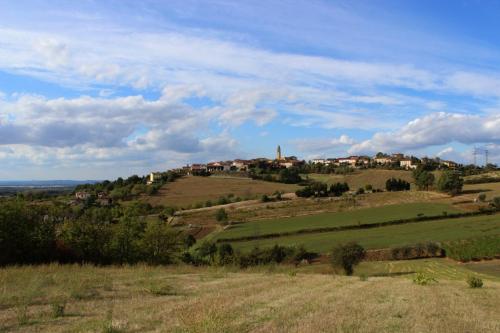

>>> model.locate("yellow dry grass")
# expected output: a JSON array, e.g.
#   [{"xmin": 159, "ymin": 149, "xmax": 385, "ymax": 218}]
[
  {"xmin": 143, "ymin": 176, "xmax": 299, "ymax": 209},
  {"xmin": 0, "ymin": 264, "xmax": 499, "ymax": 333},
  {"xmin": 306, "ymin": 169, "xmax": 416, "ymax": 190}
]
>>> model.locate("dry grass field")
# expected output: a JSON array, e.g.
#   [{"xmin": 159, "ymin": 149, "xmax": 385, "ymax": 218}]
[
  {"xmin": 306, "ymin": 169, "xmax": 416, "ymax": 190},
  {"xmin": 1, "ymin": 264, "xmax": 499, "ymax": 333},
  {"xmin": 462, "ymin": 182, "xmax": 500, "ymax": 200},
  {"xmin": 143, "ymin": 176, "xmax": 300, "ymax": 209}
]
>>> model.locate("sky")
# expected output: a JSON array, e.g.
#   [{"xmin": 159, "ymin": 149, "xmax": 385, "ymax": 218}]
[{"xmin": 1, "ymin": 0, "xmax": 500, "ymax": 180}]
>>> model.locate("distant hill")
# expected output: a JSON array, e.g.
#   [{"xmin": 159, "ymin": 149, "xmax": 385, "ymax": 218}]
[{"xmin": 0, "ymin": 180, "xmax": 100, "ymax": 188}]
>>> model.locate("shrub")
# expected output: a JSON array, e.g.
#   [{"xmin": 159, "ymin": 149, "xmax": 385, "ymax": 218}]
[
  {"xmin": 437, "ymin": 171, "xmax": 463, "ymax": 195},
  {"xmin": 412, "ymin": 273, "xmax": 437, "ymax": 285},
  {"xmin": 364, "ymin": 184, "xmax": 373, "ymax": 191},
  {"xmin": 442, "ymin": 237, "xmax": 500, "ymax": 262},
  {"xmin": 356, "ymin": 187, "xmax": 365, "ymax": 195},
  {"xmin": 477, "ymin": 193, "xmax": 487, "ymax": 202},
  {"xmin": 50, "ymin": 302, "xmax": 66, "ymax": 318},
  {"xmin": 215, "ymin": 208, "xmax": 228, "ymax": 224},
  {"xmin": 330, "ymin": 182, "xmax": 350, "ymax": 197},
  {"xmin": 467, "ymin": 276, "xmax": 483, "ymax": 288},
  {"xmin": 217, "ymin": 196, "xmax": 229, "ymax": 205},
  {"xmin": 385, "ymin": 178, "xmax": 410, "ymax": 191},
  {"xmin": 261, "ymin": 194, "xmax": 271, "ymax": 202},
  {"xmin": 491, "ymin": 197, "xmax": 500, "ymax": 210},
  {"xmin": 331, "ymin": 242, "xmax": 365, "ymax": 275}
]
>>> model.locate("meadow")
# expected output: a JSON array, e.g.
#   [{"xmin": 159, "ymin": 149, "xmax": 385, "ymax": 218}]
[
  {"xmin": 215, "ymin": 202, "xmax": 460, "ymax": 241},
  {"xmin": 1, "ymin": 263, "xmax": 499, "ymax": 333},
  {"xmin": 143, "ymin": 175, "xmax": 300, "ymax": 209},
  {"xmin": 305, "ymin": 169, "xmax": 416, "ymax": 190},
  {"xmin": 228, "ymin": 213, "xmax": 500, "ymax": 253}
]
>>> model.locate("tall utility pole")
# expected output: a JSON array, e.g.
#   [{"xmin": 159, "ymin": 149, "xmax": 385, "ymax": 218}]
[
  {"xmin": 485, "ymin": 149, "xmax": 489, "ymax": 166},
  {"xmin": 473, "ymin": 147, "xmax": 478, "ymax": 166}
]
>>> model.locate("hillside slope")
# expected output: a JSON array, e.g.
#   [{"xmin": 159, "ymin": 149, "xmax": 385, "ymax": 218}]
[{"xmin": 1, "ymin": 264, "xmax": 498, "ymax": 332}]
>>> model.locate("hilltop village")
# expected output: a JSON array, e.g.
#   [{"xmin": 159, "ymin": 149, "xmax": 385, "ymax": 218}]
[{"xmin": 146, "ymin": 145, "xmax": 459, "ymax": 184}]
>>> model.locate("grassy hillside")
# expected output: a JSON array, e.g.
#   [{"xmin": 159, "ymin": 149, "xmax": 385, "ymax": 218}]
[
  {"xmin": 215, "ymin": 202, "xmax": 460, "ymax": 241},
  {"xmin": 463, "ymin": 181, "xmax": 500, "ymax": 200},
  {"xmin": 1, "ymin": 264, "xmax": 499, "ymax": 332},
  {"xmin": 143, "ymin": 175, "xmax": 300, "ymax": 208},
  {"xmin": 306, "ymin": 169, "xmax": 415, "ymax": 190},
  {"xmin": 229, "ymin": 213, "xmax": 500, "ymax": 253}
]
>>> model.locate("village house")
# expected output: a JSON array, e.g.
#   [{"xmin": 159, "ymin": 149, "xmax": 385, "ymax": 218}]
[
  {"xmin": 400, "ymin": 158, "xmax": 417, "ymax": 170},
  {"xmin": 374, "ymin": 156, "xmax": 392, "ymax": 165},
  {"xmin": 311, "ymin": 158, "xmax": 329, "ymax": 164},
  {"xmin": 75, "ymin": 191, "xmax": 91, "ymax": 200},
  {"xmin": 97, "ymin": 192, "xmax": 112, "ymax": 206},
  {"xmin": 442, "ymin": 160, "xmax": 458, "ymax": 168},
  {"xmin": 391, "ymin": 153, "xmax": 405, "ymax": 160},
  {"xmin": 337, "ymin": 156, "xmax": 359, "ymax": 166},
  {"xmin": 207, "ymin": 161, "xmax": 232, "ymax": 172},
  {"xmin": 232, "ymin": 159, "xmax": 252, "ymax": 171},
  {"xmin": 147, "ymin": 172, "xmax": 162, "ymax": 185}
]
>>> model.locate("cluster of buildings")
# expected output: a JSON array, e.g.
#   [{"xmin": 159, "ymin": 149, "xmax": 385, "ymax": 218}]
[
  {"xmin": 146, "ymin": 147, "xmax": 460, "ymax": 185},
  {"xmin": 73, "ymin": 191, "xmax": 112, "ymax": 205},
  {"xmin": 181, "ymin": 145, "xmax": 305, "ymax": 175},
  {"xmin": 311, "ymin": 153, "xmax": 458, "ymax": 170}
]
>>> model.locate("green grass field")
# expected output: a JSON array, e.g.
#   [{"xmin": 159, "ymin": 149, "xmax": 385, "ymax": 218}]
[
  {"xmin": 216, "ymin": 202, "xmax": 460, "ymax": 240},
  {"xmin": 229, "ymin": 213, "xmax": 500, "ymax": 253}
]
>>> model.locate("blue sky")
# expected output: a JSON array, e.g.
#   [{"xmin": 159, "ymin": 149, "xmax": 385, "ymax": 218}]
[{"xmin": 1, "ymin": 0, "xmax": 500, "ymax": 179}]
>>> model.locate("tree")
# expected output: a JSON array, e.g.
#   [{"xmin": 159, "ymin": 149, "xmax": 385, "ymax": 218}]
[
  {"xmin": 413, "ymin": 169, "xmax": 435, "ymax": 191},
  {"xmin": 196, "ymin": 240, "xmax": 217, "ymax": 261},
  {"xmin": 216, "ymin": 243, "xmax": 234, "ymax": 265},
  {"xmin": 491, "ymin": 197, "xmax": 500, "ymax": 210},
  {"xmin": 141, "ymin": 221, "xmax": 181, "ymax": 264},
  {"xmin": 330, "ymin": 182, "xmax": 350, "ymax": 196},
  {"xmin": 437, "ymin": 171, "xmax": 463, "ymax": 195},
  {"xmin": 215, "ymin": 208, "xmax": 228, "ymax": 224},
  {"xmin": 331, "ymin": 242, "xmax": 366, "ymax": 275},
  {"xmin": 385, "ymin": 178, "xmax": 410, "ymax": 191},
  {"xmin": 278, "ymin": 167, "xmax": 302, "ymax": 184},
  {"xmin": 61, "ymin": 207, "xmax": 114, "ymax": 264},
  {"xmin": 111, "ymin": 214, "xmax": 145, "ymax": 264}
]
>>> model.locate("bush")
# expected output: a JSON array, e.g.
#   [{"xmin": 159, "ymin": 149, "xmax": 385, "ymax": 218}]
[
  {"xmin": 413, "ymin": 273, "xmax": 437, "ymax": 285},
  {"xmin": 477, "ymin": 193, "xmax": 486, "ymax": 202},
  {"xmin": 491, "ymin": 197, "xmax": 500, "ymax": 210},
  {"xmin": 50, "ymin": 302, "xmax": 66, "ymax": 318},
  {"xmin": 442, "ymin": 237, "xmax": 500, "ymax": 262},
  {"xmin": 215, "ymin": 208, "xmax": 228, "ymax": 224},
  {"xmin": 331, "ymin": 242, "xmax": 365, "ymax": 275},
  {"xmin": 437, "ymin": 171, "xmax": 463, "ymax": 195},
  {"xmin": 385, "ymin": 178, "xmax": 410, "ymax": 191},
  {"xmin": 217, "ymin": 196, "xmax": 229, "ymax": 205},
  {"xmin": 356, "ymin": 187, "xmax": 365, "ymax": 195},
  {"xmin": 261, "ymin": 194, "xmax": 271, "ymax": 202},
  {"xmin": 330, "ymin": 182, "xmax": 350, "ymax": 197},
  {"xmin": 296, "ymin": 182, "xmax": 328, "ymax": 198},
  {"xmin": 467, "ymin": 276, "xmax": 483, "ymax": 288}
]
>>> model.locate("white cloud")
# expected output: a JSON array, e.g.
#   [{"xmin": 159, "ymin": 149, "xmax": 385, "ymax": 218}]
[
  {"xmin": 436, "ymin": 147, "xmax": 454, "ymax": 157},
  {"xmin": 293, "ymin": 135, "xmax": 356, "ymax": 156},
  {"xmin": 349, "ymin": 112, "xmax": 500, "ymax": 155}
]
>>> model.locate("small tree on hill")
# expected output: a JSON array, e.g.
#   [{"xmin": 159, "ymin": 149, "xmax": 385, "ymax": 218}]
[
  {"xmin": 437, "ymin": 171, "xmax": 463, "ymax": 195},
  {"xmin": 413, "ymin": 168, "xmax": 435, "ymax": 191},
  {"xmin": 331, "ymin": 242, "xmax": 366, "ymax": 275},
  {"xmin": 215, "ymin": 208, "xmax": 228, "ymax": 224}
]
